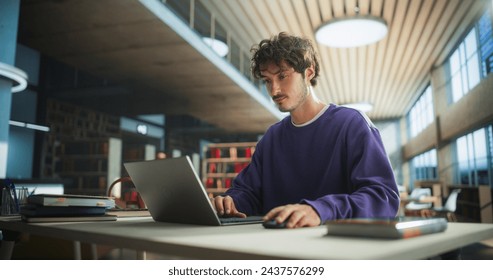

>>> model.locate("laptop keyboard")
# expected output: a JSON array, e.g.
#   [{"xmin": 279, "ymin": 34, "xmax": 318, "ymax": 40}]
[{"xmin": 219, "ymin": 215, "xmax": 264, "ymax": 224}]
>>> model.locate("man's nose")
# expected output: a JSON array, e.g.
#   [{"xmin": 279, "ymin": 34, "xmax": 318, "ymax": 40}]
[{"xmin": 270, "ymin": 80, "xmax": 281, "ymax": 95}]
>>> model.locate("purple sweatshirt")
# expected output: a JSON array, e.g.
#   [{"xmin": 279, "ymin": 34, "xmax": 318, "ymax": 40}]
[{"xmin": 225, "ymin": 104, "xmax": 400, "ymax": 222}]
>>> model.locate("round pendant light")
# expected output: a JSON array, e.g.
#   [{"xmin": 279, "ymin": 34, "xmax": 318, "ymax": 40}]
[
  {"xmin": 202, "ymin": 37, "xmax": 229, "ymax": 57},
  {"xmin": 315, "ymin": 15, "xmax": 388, "ymax": 48}
]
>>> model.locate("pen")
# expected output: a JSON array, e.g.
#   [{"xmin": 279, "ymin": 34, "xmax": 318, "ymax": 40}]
[{"xmin": 6, "ymin": 178, "xmax": 20, "ymax": 213}]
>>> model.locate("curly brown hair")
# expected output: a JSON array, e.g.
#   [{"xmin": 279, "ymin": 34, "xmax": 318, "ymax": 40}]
[{"xmin": 250, "ymin": 32, "xmax": 320, "ymax": 87}]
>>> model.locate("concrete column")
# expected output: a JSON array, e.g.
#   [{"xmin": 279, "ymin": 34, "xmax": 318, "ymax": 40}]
[{"xmin": 0, "ymin": 0, "xmax": 21, "ymax": 177}]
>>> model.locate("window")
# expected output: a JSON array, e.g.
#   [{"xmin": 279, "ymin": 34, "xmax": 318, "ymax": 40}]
[
  {"xmin": 410, "ymin": 149, "xmax": 438, "ymax": 189},
  {"xmin": 478, "ymin": 6, "xmax": 493, "ymax": 76},
  {"xmin": 448, "ymin": 6, "xmax": 493, "ymax": 103},
  {"xmin": 455, "ymin": 127, "xmax": 492, "ymax": 186},
  {"xmin": 449, "ymin": 28, "xmax": 480, "ymax": 103},
  {"xmin": 407, "ymin": 85, "xmax": 434, "ymax": 138}
]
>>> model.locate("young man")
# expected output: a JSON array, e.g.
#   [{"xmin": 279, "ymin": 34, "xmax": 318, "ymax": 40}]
[{"xmin": 212, "ymin": 32, "xmax": 400, "ymax": 228}]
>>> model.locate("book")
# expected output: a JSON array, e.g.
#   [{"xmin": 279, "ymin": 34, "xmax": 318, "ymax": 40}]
[
  {"xmin": 325, "ymin": 217, "xmax": 448, "ymax": 239},
  {"xmin": 21, "ymin": 214, "xmax": 117, "ymax": 223},
  {"xmin": 27, "ymin": 194, "xmax": 115, "ymax": 209},
  {"xmin": 107, "ymin": 209, "xmax": 151, "ymax": 218},
  {"xmin": 20, "ymin": 204, "xmax": 107, "ymax": 217}
]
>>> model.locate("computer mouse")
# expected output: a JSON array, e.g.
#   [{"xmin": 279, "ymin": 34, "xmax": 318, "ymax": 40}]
[{"xmin": 262, "ymin": 218, "xmax": 288, "ymax": 229}]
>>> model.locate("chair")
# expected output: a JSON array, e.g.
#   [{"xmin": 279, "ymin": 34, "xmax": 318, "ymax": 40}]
[
  {"xmin": 429, "ymin": 189, "xmax": 462, "ymax": 222},
  {"xmin": 405, "ymin": 188, "xmax": 433, "ymax": 211},
  {"xmin": 403, "ymin": 188, "xmax": 434, "ymax": 217}
]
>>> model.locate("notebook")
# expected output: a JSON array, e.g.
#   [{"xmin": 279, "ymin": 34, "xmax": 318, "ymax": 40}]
[
  {"xmin": 22, "ymin": 214, "xmax": 117, "ymax": 223},
  {"xmin": 26, "ymin": 194, "xmax": 115, "ymax": 208},
  {"xmin": 124, "ymin": 156, "xmax": 263, "ymax": 226}
]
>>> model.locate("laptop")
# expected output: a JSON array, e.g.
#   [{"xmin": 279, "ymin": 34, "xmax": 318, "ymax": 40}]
[{"xmin": 124, "ymin": 156, "xmax": 263, "ymax": 226}]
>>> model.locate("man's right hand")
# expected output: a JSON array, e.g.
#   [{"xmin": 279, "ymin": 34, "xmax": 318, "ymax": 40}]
[{"xmin": 211, "ymin": 195, "xmax": 246, "ymax": 218}]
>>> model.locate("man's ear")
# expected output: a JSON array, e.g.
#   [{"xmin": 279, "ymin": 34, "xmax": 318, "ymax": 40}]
[{"xmin": 305, "ymin": 65, "xmax": 315, "ymax": 83}]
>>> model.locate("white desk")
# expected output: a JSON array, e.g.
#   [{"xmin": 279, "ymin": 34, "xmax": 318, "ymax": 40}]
[{"xmin": 1, "ymin": 216, "xmax": 493, "ymax": 259}]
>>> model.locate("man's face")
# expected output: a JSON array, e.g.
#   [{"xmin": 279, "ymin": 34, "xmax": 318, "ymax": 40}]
[{"xmin": 259, "ymin": 61, "xmax": 309, "ymax": 113}]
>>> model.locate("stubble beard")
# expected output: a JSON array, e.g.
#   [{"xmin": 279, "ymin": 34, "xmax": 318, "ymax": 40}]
[{"xmin": 277, "ymin": 79, "xmax": 309, "ymax": 113}]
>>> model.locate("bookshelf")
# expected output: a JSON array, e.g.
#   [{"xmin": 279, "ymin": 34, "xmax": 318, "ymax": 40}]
[
  {"xmin": 448, "ymin": 185, "xmax": 493, "ymax": 223},
  {"xmin": 42, "ymin": 99, "xmax": 122, "ymax": 196},
  {"xmin": 54, "ymin": 138, "xmax": 121, "ymax": 195},
  {"xmin": 122, "ymin": 143, "xmax": 156, "ymax": 166},
  {"xmin": 201, "ymin": 142, "xmax": 257, "ymax": 194},
  {"xmin": 45, "ymin": 99, "xmax": 120, "ymax": 139}
]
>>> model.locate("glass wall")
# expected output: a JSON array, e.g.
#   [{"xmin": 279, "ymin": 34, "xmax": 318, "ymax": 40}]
[
  {"xmin": 445, "ymin": 5, "xmax": 493, "ymax": 187},
  {"xmin": 165, "ymin": 0, "xmax": 191, "ymax": 25},
  {"xmin": 193, "ymin": 0, "xmax": 211, "ymax": 38},
  {"xmin": 163, "ymin": 0, "xmax": 259, "ymax": 91}
]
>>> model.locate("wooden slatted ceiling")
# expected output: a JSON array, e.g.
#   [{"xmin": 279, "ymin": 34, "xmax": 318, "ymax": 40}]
[
  {"xmin": 203, "ymin": 0, "xmax": 488, "ymax": 120},
  {"xmin": 17, "ymin": 0, "xmax": 489, "ymax": 133}
]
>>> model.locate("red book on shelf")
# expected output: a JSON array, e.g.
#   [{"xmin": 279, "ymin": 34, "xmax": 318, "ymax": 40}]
[
  {"xmin": 211, "ymin": 148, "xmax": 221, "ymax": 158},
  {"xmin": 206, "ymin": 178, "xmax": 214, "ymax": 188},
  {"xmin": 234, "ymin": 163, "xmax": 243, "ymax": 173},
  {"xmin": 208, "ymin": 163, "xmax": 217, "ymax": 173},
  {"xmin": 245, "ymin": 147, "xmax": 252, "ymax": 158},
  {"xmin": 225, "ymin": 178, "xmax": 232, "ymax": 188}
]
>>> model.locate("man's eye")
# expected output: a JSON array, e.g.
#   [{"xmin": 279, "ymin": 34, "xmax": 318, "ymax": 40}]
[
  {"xmin": 262, "ymin": 80, "xmax": 271, "ymax": 84},
  {"xmin": 279, "ymin": 74, "xmax": 286, "ymax": 80}
]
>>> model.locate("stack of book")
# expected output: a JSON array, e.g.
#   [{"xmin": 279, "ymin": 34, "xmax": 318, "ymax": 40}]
[{"xmin": 20, "ymin": 194, "xmax": 117, "ymax": 223}]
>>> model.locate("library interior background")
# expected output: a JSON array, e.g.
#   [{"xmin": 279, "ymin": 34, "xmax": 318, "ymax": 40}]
[{"xmin": 1, "ymin": 0, "xmax": 493, "ymax": 258}]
